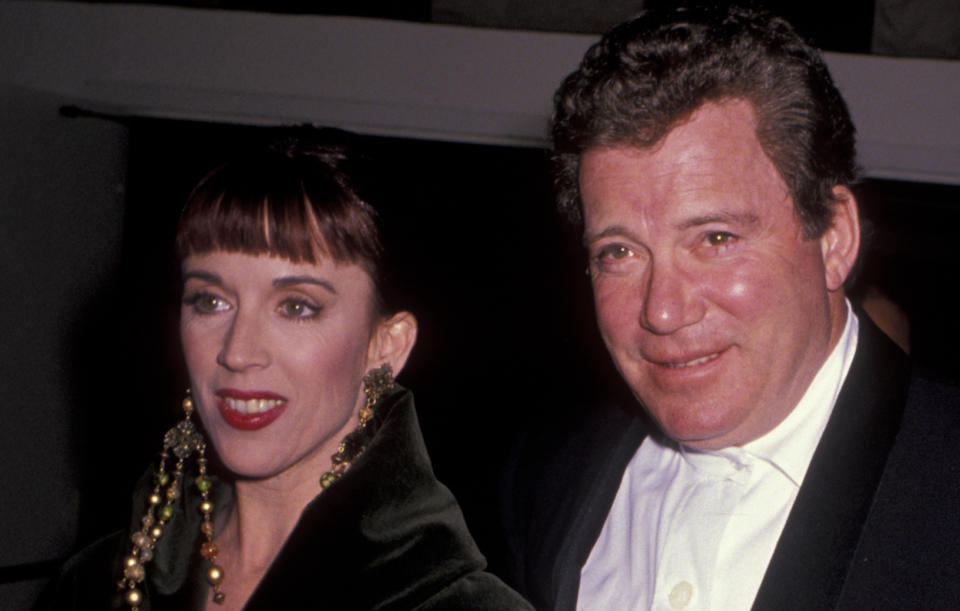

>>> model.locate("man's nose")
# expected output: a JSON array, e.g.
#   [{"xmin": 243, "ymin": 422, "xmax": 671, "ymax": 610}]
[
  {"xmin": 217, "ymin": 310, "xmax": 271, "ymax": 371},
  {"xmin": 640, "ymin": 262, "xmax": 705, "ymax": 334}
]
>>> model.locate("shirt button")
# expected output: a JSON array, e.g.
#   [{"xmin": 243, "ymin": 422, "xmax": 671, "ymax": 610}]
[{"xmin": 669, "ymin": 581, "xmax": 694, "ymax": 609}]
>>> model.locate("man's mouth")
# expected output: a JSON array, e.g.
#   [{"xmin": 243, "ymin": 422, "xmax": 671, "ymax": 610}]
[{"xmin": 662, "ymin": 352, "xmax": 721, "ymax": 369}]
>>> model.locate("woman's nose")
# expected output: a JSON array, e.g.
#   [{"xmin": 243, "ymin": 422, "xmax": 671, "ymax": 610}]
[
  {"xmin": 640, "ymin": 263, "xmax": 705, "ymax": 335},
  {"xmin": 217, "ymin": 310, "xmax": 271, "ymax": 371}
]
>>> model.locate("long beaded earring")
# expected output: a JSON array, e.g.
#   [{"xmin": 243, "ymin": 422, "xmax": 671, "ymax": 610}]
[{"xmin": 117, "ymin": 390, "xmax": 226, "ymax": 608}]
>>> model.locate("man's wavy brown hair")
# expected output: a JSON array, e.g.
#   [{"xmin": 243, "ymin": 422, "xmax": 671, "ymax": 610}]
[{"xmin": 552, "ymin": 3, "xmax": 858, "ymax": 238}]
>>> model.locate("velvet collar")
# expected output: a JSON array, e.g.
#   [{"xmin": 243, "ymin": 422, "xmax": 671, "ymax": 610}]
[{"xmin": 128, "ymin": 386, "xmax": 496, "ymax": 609}]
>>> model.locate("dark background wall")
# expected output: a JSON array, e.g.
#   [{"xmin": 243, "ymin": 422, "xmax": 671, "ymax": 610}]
[
  {"xmin": 0, "ymin": 86, "xmax": 128, "ymax": 609},
  {"xmin": 65, "ymin": 0, "xmax": 960, "ymax": 58}
]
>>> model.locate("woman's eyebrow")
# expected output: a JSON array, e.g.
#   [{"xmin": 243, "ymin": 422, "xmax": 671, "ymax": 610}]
[
  {"xmin": 182, "ymin": 270, "xmax": 222, "ymax": 285},
  {"xmin": 273, "ymin": 275, "xmax": 338, "ymax": 294}
]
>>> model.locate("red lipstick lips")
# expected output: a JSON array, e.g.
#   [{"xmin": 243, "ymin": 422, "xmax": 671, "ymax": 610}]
[{"xmin": 216, "ymin": 389, "xmax": 288, "ymax": 431}]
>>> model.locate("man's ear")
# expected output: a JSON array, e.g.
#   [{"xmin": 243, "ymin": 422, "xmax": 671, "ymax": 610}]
[
  {"xmin": 820, "ymin": 185, "xmax": 861, "ymax": 291},
  {"xmin": 367, "ymin": 311, "xmax": 418, "ymax": 376}
]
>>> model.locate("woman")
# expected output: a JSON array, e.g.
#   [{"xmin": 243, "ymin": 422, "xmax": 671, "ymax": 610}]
[{"xmin": 38, "ymin": 129, "xmax": 531, "ymax": 610}]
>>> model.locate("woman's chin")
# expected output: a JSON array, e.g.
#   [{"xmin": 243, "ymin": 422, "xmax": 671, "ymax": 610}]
[{"xmin": 217, "ymin": 456, "xmax": 289, "ymax": 482}]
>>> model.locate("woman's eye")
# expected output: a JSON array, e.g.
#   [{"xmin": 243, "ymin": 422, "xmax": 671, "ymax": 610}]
[
  {"xmin": 185, "ymin": 292, "xmax": 229, "ymax": 314},
  {"xmin": 278, "ymin": 298, "xmax": 320, "ymax": 319}
]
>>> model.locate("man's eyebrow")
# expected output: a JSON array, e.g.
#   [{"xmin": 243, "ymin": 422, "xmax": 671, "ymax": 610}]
[
  {"xmin": 273, "ymin": 275, "xmax": 337, "ymax": 294},
  {"xmin": 675, "ymin": 212, "xmax": 760, "ymax": 231},
  {"xmin": 583, "ymin": 212, "xmax": 761, "ymax": 245},
  {"xmin": 583, "ymin": 225, "xmax": 638, "ymax": 246}
]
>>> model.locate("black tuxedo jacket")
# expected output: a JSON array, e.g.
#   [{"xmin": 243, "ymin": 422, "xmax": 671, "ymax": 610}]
[{"xmin": 502, "ymin": 318, "xmax": 960, "ymax": 610}]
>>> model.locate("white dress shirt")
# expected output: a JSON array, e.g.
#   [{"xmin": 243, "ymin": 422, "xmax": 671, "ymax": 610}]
[{"xmin": 578, "ymin": 304, "xmax": 859, "ymax": 610}]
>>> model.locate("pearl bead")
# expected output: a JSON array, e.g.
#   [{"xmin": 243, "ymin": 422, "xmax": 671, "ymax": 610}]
[
  {"xmin": 124, "ymin": 587, "xmax": 143, "ymax": 606},
  {"xmin": 206, "ymin": 564, "xmax": 225, "ymax": 585}
]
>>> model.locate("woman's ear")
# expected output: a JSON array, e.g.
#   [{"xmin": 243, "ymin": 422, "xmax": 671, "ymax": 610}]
[
  {"xmin": 368, "ymin": 311, "xmax": 418, "ymax": 376},
  {"xmin": 820, "ymin": 185, "xmax": 861, "ymax": 291}
]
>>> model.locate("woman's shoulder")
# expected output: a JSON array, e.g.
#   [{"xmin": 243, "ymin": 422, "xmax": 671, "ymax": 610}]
[{"xmin": 33, "ymin": 531, "xmax": 126, "ymax": 610}]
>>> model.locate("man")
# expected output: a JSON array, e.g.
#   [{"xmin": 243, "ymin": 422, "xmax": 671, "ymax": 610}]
[{"xmin": 503, "ymin": 5, "xmax": 960, "ymax": 609}]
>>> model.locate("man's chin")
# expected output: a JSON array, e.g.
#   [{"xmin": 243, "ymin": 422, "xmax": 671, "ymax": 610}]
[{"xmin": 645, "ymin": 403, "xmax": 750, "ymax": 450}]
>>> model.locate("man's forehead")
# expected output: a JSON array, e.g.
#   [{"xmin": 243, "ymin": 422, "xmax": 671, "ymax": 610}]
[
  {"xmin": 582, "ymin": 103, "xmax": 785, "ymax": 188},
  {"xmin": 578, "ymin": 113, "xmax": 795, "ymax": 242}
]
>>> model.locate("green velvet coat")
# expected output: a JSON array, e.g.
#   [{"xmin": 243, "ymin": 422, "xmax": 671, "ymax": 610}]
[{"xmin": 37, "ymin": 387, "xmax": 532, "ymax": 610}]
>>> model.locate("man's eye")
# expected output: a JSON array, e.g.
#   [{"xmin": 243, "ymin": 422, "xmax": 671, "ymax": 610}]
[
  {"xmin": 279, "ymin": 298, "xmax": 320, "ymax": 319},
  {"xmin": 705, "ymin": 232, "xmax": 736, "ymax": 246},
  {"xmin": 597, "ymin": 244, "xmax": 635, "ymax": 260},
  {"xmin": 591, "ymin": 243, "xmax": 639, "ymax": 274}
]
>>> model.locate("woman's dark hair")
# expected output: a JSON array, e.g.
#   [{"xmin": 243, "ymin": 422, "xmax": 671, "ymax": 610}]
[
  {"xmin": 176, "ymin": 127, "xmax": 398, "ymax": 314},
  {"xmin": 552, "ymin": 3, "xmax": 858, "ymax": 238}
]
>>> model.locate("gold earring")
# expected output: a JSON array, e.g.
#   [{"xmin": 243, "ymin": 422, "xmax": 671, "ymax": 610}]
[
  {"xmin": 117, "ymin": 390, "xmax": 226, "ymax": 608},
  {"xmin": 320, "ymin": 364, "xmax": 396, "ymax": 489}
]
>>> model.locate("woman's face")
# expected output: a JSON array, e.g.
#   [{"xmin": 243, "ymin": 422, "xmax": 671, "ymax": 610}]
[{"xmin": 180, "ymin": 250, "xmax": 384, "ymax": 481}]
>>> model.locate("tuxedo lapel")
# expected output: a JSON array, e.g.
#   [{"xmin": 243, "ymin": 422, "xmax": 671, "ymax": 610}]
[
  {"xmin": 551, "ymin": 414, "xmax": 649, "ymax": 611},
  {"xmin": 507, "ymin": 400, "xmax": 649, "ymax": 611},
  {"xmin": 751, "ymin": 318, "xmax": 910, "ymax": 610}
]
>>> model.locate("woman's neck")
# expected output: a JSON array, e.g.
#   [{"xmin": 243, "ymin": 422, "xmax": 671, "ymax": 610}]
[{"xmin": 206, "ymin": 451, "xmax": 332, "ymax": 611}]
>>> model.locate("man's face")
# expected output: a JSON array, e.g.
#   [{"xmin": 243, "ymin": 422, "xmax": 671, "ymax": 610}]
[{"xmin": 580, "ymin": 99, "xmax": 850, "ymax": 450}]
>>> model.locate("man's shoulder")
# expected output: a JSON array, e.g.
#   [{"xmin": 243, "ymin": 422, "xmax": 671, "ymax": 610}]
[
  {"xmin": 837, "ymin": 370, "xmax": 960, "ymax": 606},
  {"xmin": 906, "ymin": 368, "xmax": 960, "ymax": 407},
  {"xmin": 840, "ymin": 317, "xmax": 960, "ymax": 488},
  {"xmin": 896, "ymin": 369, "xmax": 960, "ymax": 456},
  {"xmin": 850, "ymin": 311, "xmax": 960, "ymax": 434}
]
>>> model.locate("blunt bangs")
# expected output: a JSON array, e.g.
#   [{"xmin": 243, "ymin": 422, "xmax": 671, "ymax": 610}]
[{"xmin": 175, "ymin": 142, "xmax": 383, "ymax": 276}]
